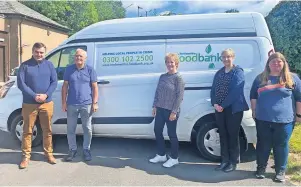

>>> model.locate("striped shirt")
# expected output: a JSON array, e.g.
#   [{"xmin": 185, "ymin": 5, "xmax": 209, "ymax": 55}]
[{"xmin": 153, "ymin": 72, "xmax": 185, "ymax": 113}]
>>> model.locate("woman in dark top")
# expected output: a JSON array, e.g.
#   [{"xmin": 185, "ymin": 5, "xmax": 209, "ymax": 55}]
[
  {"xmin": 210, "ymin": 48, "xmax": 249, "ymax": 172},
  {"xmin": 250, "ymin": 52, "xmax": 301, "ymax": 182},
  {"xmin": 149, "ymin": 53, "xmax": 185, "ymax": 168}
]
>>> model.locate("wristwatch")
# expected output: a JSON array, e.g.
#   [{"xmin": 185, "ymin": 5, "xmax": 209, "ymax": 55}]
[
  {"xmin": 93, "ymin": 102, "xmax": 98, "ymax": 104},
  {"xmin": 296, "ymin": 113, "xmax": 301, "ymax": 118}
]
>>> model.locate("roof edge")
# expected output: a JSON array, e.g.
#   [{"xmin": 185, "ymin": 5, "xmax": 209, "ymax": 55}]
[{"xmin": 4, "ymin": 13, "xmax": 70, "ymax": 32}]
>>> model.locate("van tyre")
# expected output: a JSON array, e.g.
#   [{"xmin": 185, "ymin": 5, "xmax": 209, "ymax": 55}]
[
  {"xmin": 10, "ymin": 113, "xmax": 43, "ymax": 147},
  {"xmin": 196, "ymin": 121, "xmax": 221, "ymax": 162}
]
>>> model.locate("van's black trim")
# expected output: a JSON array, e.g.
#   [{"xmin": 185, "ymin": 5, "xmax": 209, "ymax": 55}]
[
  {"xmin": 185, "ymin": 87, "xmax": 212, "ymax": 90},
  {"xmin": 53, "ymin": 87, "xmax": 211, "ymax": 125},
  {"xmin": 66, "ymin": 32, "xmax": 257, "ymax": 44},
  {"xmin": 53, "ymin": 117, "xmax": 154, "ymax": 124}
]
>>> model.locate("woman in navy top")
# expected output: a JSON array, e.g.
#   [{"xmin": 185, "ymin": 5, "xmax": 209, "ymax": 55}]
[
  {"xmin": 250, "ymin": 52, "xmax": 301, "ymax": 182},
  {"xmin": 211, "ymin": 48, "xmax": 249, "ymax": 172}
]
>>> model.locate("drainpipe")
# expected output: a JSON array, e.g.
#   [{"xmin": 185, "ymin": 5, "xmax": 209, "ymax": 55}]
[{"xmin": 19, "ymin": 18, "xmax": 24, "ymax": 64}]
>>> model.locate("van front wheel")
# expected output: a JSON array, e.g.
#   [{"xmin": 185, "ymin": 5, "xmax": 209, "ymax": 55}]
[
  {"xmin": 196, "ymin": 122, "xmax": 221, "ymax": 162},
  {"xmin": 10, "ymin": 113, "xmax": 43, "ymax": 147}
]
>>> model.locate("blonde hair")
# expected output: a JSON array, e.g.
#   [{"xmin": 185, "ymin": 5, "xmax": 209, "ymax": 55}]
[
  {"xmin": 260, "ymin": 52, "xmax": 294, "ymax": 88},
  {"xmin": 221, "ymin": 48, "xmax": 235, "ymax": 58},
  {"xmin": 165, "ymin": 53, "xmax": 180, "ymax": 68}
]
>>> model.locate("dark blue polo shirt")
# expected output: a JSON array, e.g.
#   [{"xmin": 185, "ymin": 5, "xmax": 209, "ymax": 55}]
[
  {"xmin": 17, "ymin": 57, "xmax": 58, "ymax": 104},
  {"xmin": 63, "ymin": 64, "xmax": 97, "ymax": 105}
]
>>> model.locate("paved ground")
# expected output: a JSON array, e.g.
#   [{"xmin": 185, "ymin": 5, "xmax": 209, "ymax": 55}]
[{"xmin": 0, "ymin": 130, "xmax": 292, "ymax": 186}]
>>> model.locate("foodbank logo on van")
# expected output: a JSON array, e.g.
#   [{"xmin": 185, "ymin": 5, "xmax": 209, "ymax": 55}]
[{"xmin": 179, "ymin": 44, "xmax": 222, "ymax": 69}]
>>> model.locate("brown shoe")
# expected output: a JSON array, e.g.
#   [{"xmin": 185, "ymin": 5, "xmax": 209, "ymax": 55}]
[
  {"xmin": 47, "ymin": 156, "xmax": 57, "ymax": 165},
  {"xmin": 19, "ymin": 158, "xmax": 29, "ymax": 169}
]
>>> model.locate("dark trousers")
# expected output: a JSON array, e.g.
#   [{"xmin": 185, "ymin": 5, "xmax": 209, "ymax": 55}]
[
  {"xmin": 215, "ymin": 107, "xmax": 243, "ymax": 164},
  {"xmin": 154, "ymin": 107, "xmax": 179, "ymax": 159},
  {"xmin": 256, "ymin": 120, "xmax": 294, "ymax": 172}
]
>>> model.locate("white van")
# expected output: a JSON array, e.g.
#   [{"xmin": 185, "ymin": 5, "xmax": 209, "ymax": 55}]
[{"xmin": 0, "ymin": 12, "xmax": 274, "ymax": 161}]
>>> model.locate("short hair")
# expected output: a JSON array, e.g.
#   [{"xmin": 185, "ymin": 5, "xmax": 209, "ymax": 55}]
[
  {"xmin": 165, "ymin": 53, "xmax": 180, "ymax": 68},
  {"xmin": 221, "ymin": 48, "xmax": 235, "ymax": 57},
  {"xmin": 75, "ymin": 48, "xmax": 87, "ymax": 58},
  {"xmin": 32, "ymin": 42, "xmax": 46, "ymax": 52}
]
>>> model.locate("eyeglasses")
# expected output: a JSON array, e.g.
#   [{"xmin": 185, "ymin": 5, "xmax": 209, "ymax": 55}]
[
  {"xmin": 221, "ymin": 55, "xmax": 233, "ymax": 60},
  {"xmin": 269, "ymin": 59, "xmax": 283, "ymax": 64}
]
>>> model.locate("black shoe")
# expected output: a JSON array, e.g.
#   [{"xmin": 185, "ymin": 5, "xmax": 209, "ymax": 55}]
[
  {"xmin": 83, "ymin": 149, "xmax": 92, "ymax": 161},
  {"xmin": 215, "ymin": 162, "xmax": 229, "ymax": 171},
  {"xmin": 223, "ymin": 163, "xmax": 237, "ymax": 172},
  {"xmin": 255, "ymin": 166, "xmax": 266, "ymax": 179},
  {"xmin": 64, "ymin": 150, "xmax": 77, "ymax": 162},
  {"xmin": 274, "ymin": 171, "xmax": 285, "ymax": 183}
]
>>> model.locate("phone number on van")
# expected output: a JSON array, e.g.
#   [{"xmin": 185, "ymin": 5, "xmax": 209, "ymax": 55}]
[{"xmin": 102, "ymin": 55, "xmax": 154, "ymax": 63}]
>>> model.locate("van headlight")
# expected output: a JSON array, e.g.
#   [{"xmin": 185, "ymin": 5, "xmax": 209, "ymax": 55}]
[{"xmin": 0, "ymin": 81, "xmax": 15, "ymax": 98}]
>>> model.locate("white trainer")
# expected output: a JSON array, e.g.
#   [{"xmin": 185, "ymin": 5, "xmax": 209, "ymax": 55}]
[
  {"xmin": 149, "ymin": 154, "xmax": 167, "ymax": 163},
  {"xmin": 163, "ymin": 158, "xmax": 179, "ymax": 168}
]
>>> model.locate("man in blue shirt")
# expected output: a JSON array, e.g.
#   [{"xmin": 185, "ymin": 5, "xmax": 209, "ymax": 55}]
[
  {"xmin": 17, "ymin": 42, "xmax": 58, "ymax": 169},
  {"xmin": 62, "ymin": 48, "xmax": 98, "ymax": 162}
]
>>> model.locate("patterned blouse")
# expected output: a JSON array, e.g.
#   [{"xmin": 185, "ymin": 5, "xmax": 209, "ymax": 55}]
[{"xmin": 215, "ymin": 69, "xmax": 234, "ymax": 105}]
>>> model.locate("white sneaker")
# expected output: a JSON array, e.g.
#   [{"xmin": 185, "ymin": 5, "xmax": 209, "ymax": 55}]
[
  {"xmin": 163, "ymin": 158, "xmax": 179, "ymax": 168},
  {"xmin": 149, "ymin": 154, "xmax": 167, "ymax": 163}
]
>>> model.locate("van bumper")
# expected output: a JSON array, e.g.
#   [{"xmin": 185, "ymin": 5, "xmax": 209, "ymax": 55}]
[
  {"xmin": 0, "ymin": 111, "xmax": 10, "ymax": 132},
  {"xmin": 242, "ymin": 110, "xmax": 257, "ymax": 144},
  {"xmin": 0, "ymin": 99, "xmax": 15, "ymax": 132}
]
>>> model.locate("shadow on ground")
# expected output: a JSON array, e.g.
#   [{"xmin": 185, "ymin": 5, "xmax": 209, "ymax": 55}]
[{"xmin": 0, "ymin": 130, "xmax": 290, "ymax": 185}]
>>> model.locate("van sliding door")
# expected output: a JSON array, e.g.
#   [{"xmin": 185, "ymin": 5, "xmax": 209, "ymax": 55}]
[{"xmin": 92, "ymin": 40, "xmax": 166, "ymax": 137}]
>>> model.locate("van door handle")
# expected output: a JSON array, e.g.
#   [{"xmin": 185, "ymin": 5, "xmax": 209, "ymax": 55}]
[{"xmin": 97, "ymin": 80, "xmax": 110, "ymax": 84}]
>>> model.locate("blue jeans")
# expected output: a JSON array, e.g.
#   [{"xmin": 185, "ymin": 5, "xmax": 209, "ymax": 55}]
[
  {"xmin": 67, "ymin": 105, "xmax": 93, "ymax": 151},
  {"xmin": 256, "ymin": 120, "xmax": 294, "ymax": 172},
  {"xmin": 154, "ymin": 107, "xmax": 179, "ymax": 159}
]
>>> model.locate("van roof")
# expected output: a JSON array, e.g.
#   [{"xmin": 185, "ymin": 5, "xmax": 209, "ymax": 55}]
[{"xmin": 63, "ymin": 12, "xmax": 272, "ymax": 45}]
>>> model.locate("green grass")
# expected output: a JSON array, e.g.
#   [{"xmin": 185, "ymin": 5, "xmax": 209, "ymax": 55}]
[
  {"xmin": 287, "ymin": 156, "xmax": 301, "ymax": 174},
  {"xmin": 290, "ymin": 124, "xmax": 301, "ymax": 153},
  {"xmin": 287, "ymin": 156, "xmax": 301, "ymax": 182},
  {"xmin": 291, "ymin": 174, "xmax": 301, "ymax": 182},
  {"xmin": 287, "ymin": 123, "xmax": 301, "ymax": 183}
]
